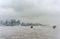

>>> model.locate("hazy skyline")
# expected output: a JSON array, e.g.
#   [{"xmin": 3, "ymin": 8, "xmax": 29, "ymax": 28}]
[{"xmin": 0, "ymin": 0, "xmax": 60, "ymax": 25}]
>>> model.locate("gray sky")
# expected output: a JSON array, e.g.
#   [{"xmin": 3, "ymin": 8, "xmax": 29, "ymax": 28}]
[{"xmin": 0, "ymin": 0, "xmax": 60, "ymax": 25}]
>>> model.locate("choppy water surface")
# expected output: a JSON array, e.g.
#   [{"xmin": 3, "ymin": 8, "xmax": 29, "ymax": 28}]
[{"xmin": 0, "ymin": 25, "xmax": 60, "ymax": 39}]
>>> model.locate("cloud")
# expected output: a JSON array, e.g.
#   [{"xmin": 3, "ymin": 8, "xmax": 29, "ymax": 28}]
[{"xmin": 0, "ymin": 0, "xmax": 60, "ymax": 19}]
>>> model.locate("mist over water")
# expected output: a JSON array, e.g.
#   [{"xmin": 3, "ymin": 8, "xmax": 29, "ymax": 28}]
[{"xmin": 0, "ymin": 0, "xmax": 60, "ymax": 39}]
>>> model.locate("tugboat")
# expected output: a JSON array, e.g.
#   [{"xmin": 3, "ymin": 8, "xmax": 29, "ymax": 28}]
[
  {"xmin": 53, "ymin": 25, "xmax": 56, "ymax": 29},
  {"xmin": 30, "ymin": 26, "xmax": 33, "ymax": 28}
]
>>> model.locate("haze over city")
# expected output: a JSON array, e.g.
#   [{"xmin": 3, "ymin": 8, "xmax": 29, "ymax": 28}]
[{"xmin": 0, "ymin": 0, "xmax": 60, "ymax": 25}]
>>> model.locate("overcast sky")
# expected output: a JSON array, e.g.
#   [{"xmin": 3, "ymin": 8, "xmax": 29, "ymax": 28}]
[{"xmin": 0, "ymin": 0, "xmax": 60, "ymax": 25}]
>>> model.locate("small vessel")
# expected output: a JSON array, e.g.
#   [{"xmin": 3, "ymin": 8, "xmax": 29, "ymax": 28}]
[{"xmin": 53, "ymin": 25, "xmax": 56, "ymax": 29}]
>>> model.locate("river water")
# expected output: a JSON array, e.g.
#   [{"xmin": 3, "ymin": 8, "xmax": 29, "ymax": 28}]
[{"xmin": 0, "ymin": 25, "xmax": 60, "ymax": 39}]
